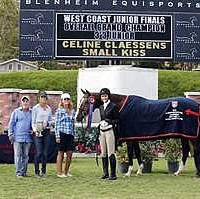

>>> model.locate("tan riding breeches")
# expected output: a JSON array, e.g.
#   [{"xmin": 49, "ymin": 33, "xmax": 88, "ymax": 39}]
[{"xmin": 99, "ymin": 128, "xmax": 115, "ymax": 157}]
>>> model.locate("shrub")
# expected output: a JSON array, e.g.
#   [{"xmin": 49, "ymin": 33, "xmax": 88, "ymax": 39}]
[
  {"xmin": 163, "ymin": 138, "xmax": 181, "ymax": 162},
  {"xmin": 140, "ymin": 141, "xmax": 158, "ymax": 163},
  {"xmin": 116, "ymin": 142, "xmax": 129, "ymax": 163}
]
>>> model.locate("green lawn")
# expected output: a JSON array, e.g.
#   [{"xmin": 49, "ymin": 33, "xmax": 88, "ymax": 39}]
[{"xmin": 0, "ymin": 158, "xmax": 199, "ymax": 199}]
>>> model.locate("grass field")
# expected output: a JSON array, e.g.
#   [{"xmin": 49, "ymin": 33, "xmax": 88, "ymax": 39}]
[{"xmin": 0, "ymin": 157, "xmax": 199, "ymax": 199}]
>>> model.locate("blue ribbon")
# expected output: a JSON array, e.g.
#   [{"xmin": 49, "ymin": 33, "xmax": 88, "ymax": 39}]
[{"xmin": 87, "ymin": 103, "xmax": 93, "ymax": 128}]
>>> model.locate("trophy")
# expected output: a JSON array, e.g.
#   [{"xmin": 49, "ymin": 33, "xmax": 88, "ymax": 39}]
[{"xmin": 36, "ymin": 121, "xmax": 44, "ymax": 136}]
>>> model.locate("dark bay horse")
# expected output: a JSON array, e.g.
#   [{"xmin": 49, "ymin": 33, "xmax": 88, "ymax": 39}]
[{"xmin": 76, "ymin": 89, "xmax": 200, "ymax": 177}]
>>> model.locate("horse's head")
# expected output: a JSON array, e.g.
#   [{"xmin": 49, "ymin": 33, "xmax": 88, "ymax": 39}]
[
  {"xmin": 76, "ymin": 89, "xmax": 125, "ymax": 123},
  {"xmin": 35, "ymin": 45, "xmax": 43, "ymax": 55},
  {"xmin": 190, "ymin": 16, "xmax": 198, "ymax": 25},
  {"xmin": 35, "ymin": 13, "xmax": 44, "ymax": 23},
  {"xmin": 76, "ymin": 89, "xmax": 95, "ymax": 122}
]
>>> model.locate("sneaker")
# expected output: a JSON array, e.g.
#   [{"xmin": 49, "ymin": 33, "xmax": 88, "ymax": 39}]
[
  {"xmin": 16, "ymin": 174, "xmax": 23, "ymax": 178},
  {"xmin": 57, "ymin": 174, "xmax": 65, "ymax": 178},
  {"xmin": 35, "ymin": 174, "xmax": 40, "ymax": 178},
  {"xmin": 41, "ymin": 173, "xmax": 46, "ymax": 178},
  {"xmin": 65, "ymin": 173, "xmax": 72, "ymax": 177}
]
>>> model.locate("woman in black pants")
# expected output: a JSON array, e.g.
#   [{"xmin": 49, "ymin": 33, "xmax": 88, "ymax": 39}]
[{"xmin": 99, "ymin": 88, "xmax": 119, "ymax": 180}]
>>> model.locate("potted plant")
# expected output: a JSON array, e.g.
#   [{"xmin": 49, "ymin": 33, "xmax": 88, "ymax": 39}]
[
  {"xmin": 163, "ymin": 138, "xmax": 181, "ymax": 174},
  {"xmin": 140, "ymin": 141, "xmax": 156, "ymax": 173},
  {"xmin": 116, "ymin": 142, "xmax": 129, "ymax": 173}
]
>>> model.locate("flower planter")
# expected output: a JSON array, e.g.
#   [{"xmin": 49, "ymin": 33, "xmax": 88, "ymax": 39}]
[
  {"xmin": 142, "ymin": 161, "xmax": 153, "ymax": 173},
  {"xmin": 118, "ymin": 162, "xmax": 129, "ymax": 173},
  {"xmin": 167, "ymin": 161, "xmax": 179, "ymax": 174}
]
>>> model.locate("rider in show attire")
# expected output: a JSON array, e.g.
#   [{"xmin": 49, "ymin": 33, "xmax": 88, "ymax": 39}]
[{"xmin": 99, "ymin": 88, "xmax": 119, "ymax": 180}]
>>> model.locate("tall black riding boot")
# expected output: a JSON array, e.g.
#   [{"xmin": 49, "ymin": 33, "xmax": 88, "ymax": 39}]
[
  {"xmin": 109, "ymin": 154, "xmax": 117, "ymax": 180},
  {"xmin": 101, "ymin": 156, "xmax": 109, "ymax": 179}
]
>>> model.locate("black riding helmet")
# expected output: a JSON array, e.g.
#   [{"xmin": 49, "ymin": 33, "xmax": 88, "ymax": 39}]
[{"xmin": 100, "ymin": 88, "xmax": 111, "ymax": 99}]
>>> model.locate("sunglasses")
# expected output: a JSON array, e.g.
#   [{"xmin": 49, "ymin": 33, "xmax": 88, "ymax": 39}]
[
  {"xmin": 40, "ymin": 95, "xmax": 47, "ymax": 98},
  {"xmin": 63, "ymin": 98, "xmax": 70, "ymax": 101},
  {"xmin": 22, "ymin": 99, "xmax": 29, "ymax": 102}
]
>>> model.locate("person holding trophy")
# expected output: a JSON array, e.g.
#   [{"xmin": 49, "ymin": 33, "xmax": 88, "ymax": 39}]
[{"xmin": 32, "ymin": 91, "xmax": 52, "ymax": 177}]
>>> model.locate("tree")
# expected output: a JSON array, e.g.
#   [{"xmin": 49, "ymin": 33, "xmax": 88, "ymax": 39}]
[{"xmin": 0, "ymin": 0, "xmax": 19, "ymax": 61}]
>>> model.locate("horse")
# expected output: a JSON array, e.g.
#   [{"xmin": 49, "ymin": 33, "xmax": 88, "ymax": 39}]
[
  {"xmin": 21, "ymin": 45, "xmax": 43, "ymax": 56},
  {"xmin": 176, "ymin": 47, "xmax": 198, "ymax": 58},
  {"xmin": 21, "ymin": 29, "xmax": 44, "ymax": 41},
  {"xmin": 176, "ymin": 16, "xmax": 198, "ymax": 26},
  {"xmin": 176, "ymin": 32, "xmax": 197, "ymax": 42},
  {"xmin": 22, "ymin": 13, "xmax": 44, "ymax": 24},
  {"xmin": 76, "ymin": 89, "xmax": 200, "ymax": 177}
]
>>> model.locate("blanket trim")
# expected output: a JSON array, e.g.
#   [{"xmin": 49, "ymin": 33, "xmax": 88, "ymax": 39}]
[
  {"xmin": 119, "ymin": 96, "xmax": 128, "ymax": 112},
  {"xmin": 119, "ymin": 132, "xmax": 199, "ymax": 141},
  {"xmin": 198, "ymin": 106, "xmax": 200, "ymax": 137}
]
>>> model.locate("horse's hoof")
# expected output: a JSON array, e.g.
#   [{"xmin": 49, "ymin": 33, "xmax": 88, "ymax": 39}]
[
  {"xmin": 174, "ymin": 170, "xmax": 181, "ymax": 176},
  {"xmin": 124, "ymin": 173, "xmax": 131, "ymax": 177},
  {"xmin": 136, "ymin": 172, "xmax": 142, "ymax": 176},
  {"xmin": 124, "ymin": 166, "xmax": 133, "ymax": 177}
]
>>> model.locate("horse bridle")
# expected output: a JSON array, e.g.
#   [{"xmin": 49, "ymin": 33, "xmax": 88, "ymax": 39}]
[
  {"xmin": 76, "ymin": 96, "xmax": 89, "ymax": 131},
  {"xmin": 76, "ymin": 94, "xmax": 100, "ymax": 166},
  {"xmin": 76, "ymin": 94, "xmax": 95, "ymax": 130}
]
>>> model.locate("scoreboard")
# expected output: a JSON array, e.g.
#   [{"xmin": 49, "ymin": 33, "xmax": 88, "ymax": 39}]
[{"xmin": 20, "ymin": 0, "xmax": 200, "ymax": 62}]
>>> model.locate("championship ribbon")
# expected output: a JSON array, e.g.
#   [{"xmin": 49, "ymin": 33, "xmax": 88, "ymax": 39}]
[{"xmin": 87, "ymin": 96, "xmax": 95, "ymax": 128}]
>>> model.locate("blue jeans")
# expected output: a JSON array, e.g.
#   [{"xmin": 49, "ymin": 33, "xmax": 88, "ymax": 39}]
[
  {"xmin": 13, "ymin": 142, "xmax": 31, "ymax": 176},
  {"xmin": 34, "ymin": 133, "xmax": 50, "ymax": 175}
]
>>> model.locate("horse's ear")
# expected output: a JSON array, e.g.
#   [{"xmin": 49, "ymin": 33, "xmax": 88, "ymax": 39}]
[
  {"xmin": 81, "ymin": 89, "xmax": 86, "ymax": 94},
  {"xmin": 85, "ymin": 89, "xmax": 91, "ymax": 95}
]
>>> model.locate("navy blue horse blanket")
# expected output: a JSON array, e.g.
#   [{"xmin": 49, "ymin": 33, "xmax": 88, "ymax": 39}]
[{"xmin": 119, "ymin": 95, "xmax": 200, "ymax": 141}]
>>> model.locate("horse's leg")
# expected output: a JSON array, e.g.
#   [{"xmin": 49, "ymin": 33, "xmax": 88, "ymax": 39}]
[
  {"xmin": 124, "ymin": 142, "xmax": 134, "ymax": 177},
  {"xmin": 174, "ymin": 138, "xmax": 190, "ymax": 176},
  {"xmin": 134, "ymin": 142, "xmax": 144, "ymax": 176},
  {"xmin": 192, "ymin": 140, "xmax": 200, "ymax": 177}
]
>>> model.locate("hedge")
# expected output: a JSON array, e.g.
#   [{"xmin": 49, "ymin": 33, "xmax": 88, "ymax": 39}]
[
  {"xmin": 0, "ymin": 69, "xmax": 199, "ymax": 103},
  {"xmin": 158, "ymin": 70, "xmax": 200, "ymax": 98},
  {"xmin": 0, "ymin": 70, "xmax": 78, "ymax": 103}
]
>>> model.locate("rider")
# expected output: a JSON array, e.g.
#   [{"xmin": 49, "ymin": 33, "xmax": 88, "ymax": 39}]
[{"xmin": 99, "ymin": 88, "xmax": 119, "ymax": 180}]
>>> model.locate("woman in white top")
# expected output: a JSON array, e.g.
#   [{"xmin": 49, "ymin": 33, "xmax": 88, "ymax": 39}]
[{"xmin": 32, "ymin": 91, "xmax": 52, "ymax": 177}]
